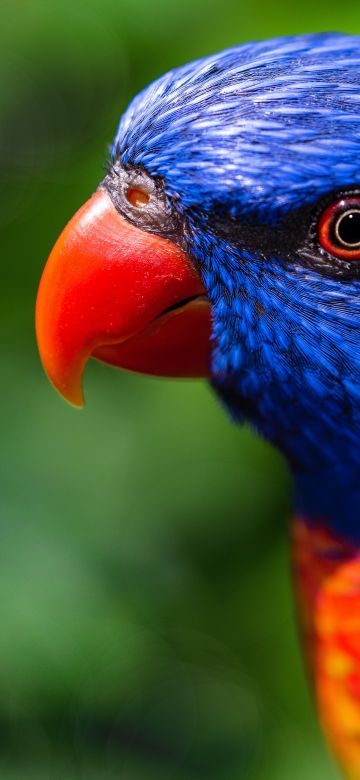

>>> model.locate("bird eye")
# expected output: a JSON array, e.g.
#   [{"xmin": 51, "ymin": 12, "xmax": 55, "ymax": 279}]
[
  {"xmin": 318, "ymin": 196, "xmax": 360, "ymax": 260},
  {"xmin": 126, "ymin": 186, "xmax": 150, "ymax": 208}
]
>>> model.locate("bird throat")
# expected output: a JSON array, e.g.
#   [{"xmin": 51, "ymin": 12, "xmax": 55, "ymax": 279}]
[
  {"xmin": 205, "ymin": 244, "xmax": 360, "ymax": 542},
  {"xmin": 214, "ymin": 362, "xmax": 360, "ymax": 540}
]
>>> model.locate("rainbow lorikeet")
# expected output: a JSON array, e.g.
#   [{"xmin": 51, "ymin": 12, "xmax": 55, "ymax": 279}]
[{"xmin": 36, "ymin": 32, "xmax": 360, "ymax": 778}]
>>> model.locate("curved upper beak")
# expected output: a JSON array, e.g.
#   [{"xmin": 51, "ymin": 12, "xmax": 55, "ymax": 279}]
[{"xmin": 36, "ymin": 190, "xmax": 211, "ymax": 407}]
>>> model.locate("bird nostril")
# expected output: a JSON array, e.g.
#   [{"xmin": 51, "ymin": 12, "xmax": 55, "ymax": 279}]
[{"xmin": 126, "ymin": 187, "xmax": 150, "ymax": 208}]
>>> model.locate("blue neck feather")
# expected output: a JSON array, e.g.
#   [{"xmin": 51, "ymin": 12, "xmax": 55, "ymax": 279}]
[{"xmin": 188, "ymin": 228, "xmax": 360, "ymax": 540}]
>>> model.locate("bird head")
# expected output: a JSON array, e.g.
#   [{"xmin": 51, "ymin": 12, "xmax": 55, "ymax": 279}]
[{"xmin": 36, "ymin": 32, "xmax": 360, "ymax": 531}]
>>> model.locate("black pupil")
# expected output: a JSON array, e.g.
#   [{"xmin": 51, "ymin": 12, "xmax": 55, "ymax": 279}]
[{"xmin": 337, "ymin": 210, "xmax": 360, "ymax": 246}]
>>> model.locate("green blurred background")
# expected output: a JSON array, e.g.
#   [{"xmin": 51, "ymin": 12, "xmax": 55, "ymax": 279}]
[{"xmin": 1, "ymin": 0, "xmax": 358, "ymax": 777}]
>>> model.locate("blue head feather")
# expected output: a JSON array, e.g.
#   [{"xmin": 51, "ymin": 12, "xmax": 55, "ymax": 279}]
[{"xmin": 111, "ymin": 33, "xmax": 360, "ymax": 539}]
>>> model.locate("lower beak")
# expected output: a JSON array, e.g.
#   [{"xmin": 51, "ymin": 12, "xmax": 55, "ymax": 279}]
[{"xmin": 36, "ymin": 190, "xmax": 211, "ymax": 407}]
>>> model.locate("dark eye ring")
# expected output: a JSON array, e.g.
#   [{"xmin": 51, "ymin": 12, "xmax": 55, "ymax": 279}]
[{"xmin": 318, "ymin": 196, "xmax": 360, "ymax": 260}]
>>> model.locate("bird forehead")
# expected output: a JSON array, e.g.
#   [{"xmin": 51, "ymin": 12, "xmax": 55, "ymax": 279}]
[{"xmin": 113, "ymin": 33, "xmax": 360, "ymax": 221}]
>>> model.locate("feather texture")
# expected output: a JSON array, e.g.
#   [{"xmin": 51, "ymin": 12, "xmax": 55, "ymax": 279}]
[
  {"xmin": 293, "ymin": 518, "xmax": 360, "ymax": 779},
  {"xmin": 109, "ymin": 33, "xmax": 360, "ymax": 776},
  {"xmin": 111, "ymin": 34, "xmax": 360, "ymax": 540},
  {"xmin": 113, "ymin": 32, "xmax": 360, "ymax": 221}
]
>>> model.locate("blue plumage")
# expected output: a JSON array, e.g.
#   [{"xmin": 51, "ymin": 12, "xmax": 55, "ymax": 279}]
[
  {"xmin": 112, "ymin": 33, "xmax": 360, "ymax": 539},
  {"xmin": 113, "ymin": 33, "xmax": 360, "ymax": 220}
]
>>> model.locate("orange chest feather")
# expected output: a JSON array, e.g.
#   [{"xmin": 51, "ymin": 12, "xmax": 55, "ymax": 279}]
[{"xmin": 293, "ymin": 517, "xmax": 360, "ymax": 779}]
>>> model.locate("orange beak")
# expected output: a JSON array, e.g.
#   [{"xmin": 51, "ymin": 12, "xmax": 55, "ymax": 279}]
[{"xmin": 36, "ymin": 190, "xmax": 211, "ymax": 407}]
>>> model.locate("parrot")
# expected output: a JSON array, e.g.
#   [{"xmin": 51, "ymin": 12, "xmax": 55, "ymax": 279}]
[{"xmin": 36, "ymin": 32, "xmax": 360, "ymax": 779}]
